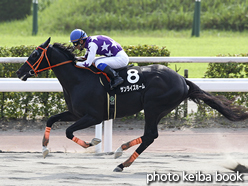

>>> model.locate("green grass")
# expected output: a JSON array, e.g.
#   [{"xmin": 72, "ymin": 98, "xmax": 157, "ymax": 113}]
[
  {"xmin": 2, "ymin": 29, "xmax": 248, "ymax": 56},
  {"xmin": 1, "ymin": 30, "xmax": 248, "ymax": 78}
]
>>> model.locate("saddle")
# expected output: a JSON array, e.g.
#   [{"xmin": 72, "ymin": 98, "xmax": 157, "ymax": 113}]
[{"xmin": 76, "ymin": 64, "xmax": 146, "ymax": 119}]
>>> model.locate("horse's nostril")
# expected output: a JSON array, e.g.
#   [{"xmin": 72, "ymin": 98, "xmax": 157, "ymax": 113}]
[{"xmin": 16, "ymin": 71, "xmax": 20, "ymax": 75}]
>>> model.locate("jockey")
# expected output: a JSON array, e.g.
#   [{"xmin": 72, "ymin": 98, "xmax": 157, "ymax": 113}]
[{"xmin": 70, "ymin": 29, "xmax": 129, "ymax": 89}]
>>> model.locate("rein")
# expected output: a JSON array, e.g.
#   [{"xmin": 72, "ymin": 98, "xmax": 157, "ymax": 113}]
[
  {"xmin": 26, "ymin": 45, "xmax": 73, "ymax": 76},
  {"xmin": 75, "ymin": 65, "xmax": 111, "ymax": 82}
]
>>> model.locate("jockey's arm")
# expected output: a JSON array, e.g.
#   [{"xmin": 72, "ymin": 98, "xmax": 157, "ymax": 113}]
[{"xmin": 76, "ymin": 42, "xmax": 98, "ymax": 68}]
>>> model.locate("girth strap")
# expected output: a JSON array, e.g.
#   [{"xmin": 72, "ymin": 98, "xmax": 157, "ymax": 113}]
[{"xmin": 107, "ymin": 93, "xmax": 116, "ymax": 120}]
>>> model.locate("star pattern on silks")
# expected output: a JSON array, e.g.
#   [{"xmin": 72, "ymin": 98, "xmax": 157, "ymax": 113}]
[
  {"xmin": 105, "ymin": 50, "xmax": 113, "ymax": 56},
  {"xmin": 101, "ymin": 41, "xmax": 109, "ymax": 51},
  {"xmin": 84, "ymin": 62, "xmax": 89, "ymax": 67},
  {"xmin": 110, "ymin": 39, "xmax": 118, "ymax": 48},
  {"xmin": 90, "ymin": 36, "xmax": 98, "ymax": 42}
]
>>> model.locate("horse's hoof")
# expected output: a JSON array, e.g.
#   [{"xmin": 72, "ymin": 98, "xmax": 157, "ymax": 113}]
[
  {"xmin": 113, "ymin": 166, "xmax": 123, "ymax": 172},
  {"xmin": 91, "ymin": 138, "xmax": 101, "ymax": 146},
  {"xmin": 42, "ymin": 146, "xmax": 49, "ymax": 159},
  {"xmin": 114, "ymin": 146, "xmax": 123, "ymax": 159},
  {"xmin": 230, "ymin": 163, "xmax": 248, "ymax": 173}
]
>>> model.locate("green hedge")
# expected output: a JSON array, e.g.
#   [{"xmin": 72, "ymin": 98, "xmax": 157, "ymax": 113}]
[
  {"xmin": 2, "ymin": 44, "xmax": 248, "ymax": 121},
  {"xmin": 0, "ymin": 0, "xmax": 32, "ymax": 22},
  {"xmin": 192, "ymin": 53, "xmax": 248, "ymax": 119},
  {"xmin": 35, "ymin": 0, "xmax": 248, "ymax": 34},
  {"xmin": 0, "ymin": 44, "xmax": 170, "ymax": 120},
  {"xmin": 2, "ymin": 44, "xmax": 247, "ymax": 121}
]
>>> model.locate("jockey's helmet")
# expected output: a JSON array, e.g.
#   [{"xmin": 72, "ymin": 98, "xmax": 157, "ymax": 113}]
[{"xmin": 70, "ymin": 29, "xmax": 88, "ymax": 44}]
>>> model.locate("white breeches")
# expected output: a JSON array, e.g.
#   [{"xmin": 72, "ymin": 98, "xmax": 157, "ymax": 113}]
[{"xmin": 94, "ymin": 50, "xmax": 129, "ymax": 69}]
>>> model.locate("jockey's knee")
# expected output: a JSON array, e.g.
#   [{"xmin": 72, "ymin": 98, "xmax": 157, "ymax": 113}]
[
  {"xmin": 65, "ymin": 128, "xmax": 74, "ymax": 140},
  {"xmin": 97, "ymin": 63, "xmax": 108, "ymax": 71}
]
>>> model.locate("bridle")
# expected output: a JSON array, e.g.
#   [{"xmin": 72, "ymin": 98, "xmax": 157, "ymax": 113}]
[
  {"xmin": 25, "ymin": 45, "xmax": 73, "ymax": 76},
  {"xmin": 25, "ymin": 44, "xmax": 111, "ymax": 82}
]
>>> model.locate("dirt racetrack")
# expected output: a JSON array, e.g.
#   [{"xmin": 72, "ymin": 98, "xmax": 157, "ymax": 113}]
[
  {"xmin": 1, "ymin": 152, "xmax": 247, "ymax": 186},
  {"xmin": 0, "ymin": 120, "xmax": 248, "ymax": 185}
]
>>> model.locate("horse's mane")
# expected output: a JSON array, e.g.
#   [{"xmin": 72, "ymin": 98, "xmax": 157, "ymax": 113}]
[{"xmin": 52, "ymin": 43, "xmax": 76, "ymax": 60}]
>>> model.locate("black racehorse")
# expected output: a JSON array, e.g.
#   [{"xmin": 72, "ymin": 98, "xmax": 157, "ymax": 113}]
[{"xmin": 16, "ymin": 38, "xmax": 248, "ymax": 172}]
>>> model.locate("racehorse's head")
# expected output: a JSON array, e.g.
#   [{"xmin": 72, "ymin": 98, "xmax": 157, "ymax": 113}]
[{"xmin": 16, "ymin": 37, "xmax": 51, "ymax": 81}]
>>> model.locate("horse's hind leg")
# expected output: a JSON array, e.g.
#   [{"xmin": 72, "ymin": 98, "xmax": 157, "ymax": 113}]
[
  {"xmin": 114, "ymin": 110, "xmax": 159, "ymax": 172},
  {"xmin": 114, "ymin": 137, "xmax": 142, "ymax": 159},
  {"xmin": 42, "ymin": 111, "xmax": 78, "ymax": 158},
  {"xmin": 114, "ymin": 135, "xmax": 157, "ymax": 172},
  {"xmin": 114, "ymin": 93, "xmax": 185, "ymax": 171}
]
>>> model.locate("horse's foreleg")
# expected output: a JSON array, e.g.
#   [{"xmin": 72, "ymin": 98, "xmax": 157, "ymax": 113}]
[
  {"xmin": 42, "ymin": 111, "xmax": 78, "ymax": 158},
  {"xmin": 71, "ymin": 137, "xmax": 101, "ymax": 148},
  {"xmin": 114, "ymin": 137, "xmax": 142, "ymax": 159},
  {"xmin": 42, "ymin": 127, "xmax": 51, "ymax": 147},
  {"xmin": 66, "ymin": 114, "xmax": 101, "ymax": 148},
  {"xmin": 42, "ymin": 127, "xmax": 51, "ymax": 158}
]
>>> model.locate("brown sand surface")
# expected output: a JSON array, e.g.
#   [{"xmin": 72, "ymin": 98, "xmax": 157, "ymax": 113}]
[{"xmin": 0, "ymin": 121, "xmax": 248, "ymax": 185}]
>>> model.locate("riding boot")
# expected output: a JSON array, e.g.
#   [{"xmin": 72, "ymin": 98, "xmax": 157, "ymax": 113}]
[{"xmin": 103, "ymin": 65, "xmax": 124, "ymax": 89}]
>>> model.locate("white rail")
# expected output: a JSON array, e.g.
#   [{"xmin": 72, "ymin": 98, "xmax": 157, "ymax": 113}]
[
  {"xmin": 1, "ymin": 78, "xmax": 248, "ymax": 92},
  {"xmin": 1, "ymin": 56, "xmax": 248, "ymax": 63},
  {"xmin": 0, "ymin": 78, "xmax": 62, "ymax": 92},
  {"xmin": 1, "ymin": 56, "xmax": 248, "ymax": 153}
]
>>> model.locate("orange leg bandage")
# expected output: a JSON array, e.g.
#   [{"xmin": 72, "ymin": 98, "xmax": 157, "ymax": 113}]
[
  {"xmin": 44, "ymin": 127, "xmax": 51, "ymax": 139},
  {"xmin": 121, "ymin": 137, "xmax": 142, "ymax": 150},
  {"xmin": 72, "ymin": 137, "xmax": 90, "ymax": 148},
  {"xmin": 42, "ymin": 127, "xmax": 51, "ymax": 146},
  {"xmin": 123, "ymin": 151, "xmax": 139, "ymax": 167}
]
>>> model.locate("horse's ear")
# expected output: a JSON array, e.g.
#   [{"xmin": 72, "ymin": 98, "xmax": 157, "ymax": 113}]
[{"xmin": 43, "ymin": 37, "xmax": 51, "ymax": 47}]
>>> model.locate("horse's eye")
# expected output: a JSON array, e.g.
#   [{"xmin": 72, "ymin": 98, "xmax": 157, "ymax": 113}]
[{"xmin": 31, "ymin": 51, "xmax": 38, "ymax": 58}]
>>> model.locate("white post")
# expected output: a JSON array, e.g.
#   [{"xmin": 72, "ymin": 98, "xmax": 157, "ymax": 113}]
[
  {"xmin": 104, "ymin": 119, "xmax": 113, "ymax": 152},
  {"xmin": 95, "ymin": 123, "xmax": 102, "ymax": 153}
]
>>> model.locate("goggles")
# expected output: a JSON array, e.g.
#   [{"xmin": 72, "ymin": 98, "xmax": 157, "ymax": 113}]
[{"xmin": 73, "ymin": 40, "xmax": 80, "ymax": 47}]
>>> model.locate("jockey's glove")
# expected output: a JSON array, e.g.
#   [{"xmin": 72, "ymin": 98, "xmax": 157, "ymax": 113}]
[{"xmin": 76, "ymin": 56, "xmax": 87, "ymax": 62}]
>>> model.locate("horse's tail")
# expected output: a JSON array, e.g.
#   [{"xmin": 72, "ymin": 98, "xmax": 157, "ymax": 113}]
[{"xmin": 185, "ymin": 79, "xmax": 248, "ymax": 121}]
